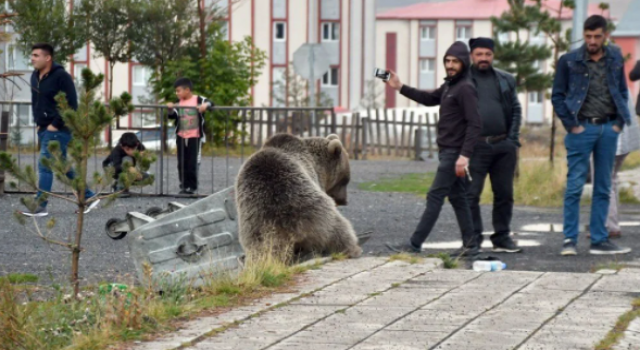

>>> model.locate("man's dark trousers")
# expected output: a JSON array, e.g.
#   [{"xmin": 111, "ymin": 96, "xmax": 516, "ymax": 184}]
[
  {"xmin": 466, "ymin": 139, "xmax": 518, "ymax": 247},
  {"xmin": 410, "ymin": 148, "xmax": 476, "ymax": 248}
]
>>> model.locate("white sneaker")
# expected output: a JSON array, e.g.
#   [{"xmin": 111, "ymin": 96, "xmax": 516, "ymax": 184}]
[{"xmin": 83, "ymin": 198, "xmax": 101, "ymax": 214}]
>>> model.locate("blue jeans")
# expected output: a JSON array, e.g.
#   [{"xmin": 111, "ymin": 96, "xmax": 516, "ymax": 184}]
[
  {"xmin": 563, "ymin": 120, "xmax": 619, "ymax": 244},
  {"xmin": 37, "ymin": 129, "xmax": 94, "ymax": 207}
]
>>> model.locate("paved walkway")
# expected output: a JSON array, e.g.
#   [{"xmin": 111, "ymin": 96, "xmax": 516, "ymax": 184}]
[{"xmin": 129, "ymin": 257, "xmax": 640, "ymax": 350}]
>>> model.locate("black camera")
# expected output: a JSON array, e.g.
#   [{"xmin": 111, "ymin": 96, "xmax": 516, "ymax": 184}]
[{"xmin": 374, "ymin": 68, "xmax": 390, "ymax": 82}]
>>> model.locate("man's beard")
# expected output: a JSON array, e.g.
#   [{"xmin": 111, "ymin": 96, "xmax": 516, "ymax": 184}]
[
  {"xmin": 475, "ymin": 61, "xmax": 492, "ymax": 71},
  {"xmin": 587, "ymin": 44, "xmax": 603, "ymax": 54}
]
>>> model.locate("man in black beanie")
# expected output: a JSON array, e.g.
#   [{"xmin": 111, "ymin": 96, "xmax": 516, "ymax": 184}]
[
  {"xmin": 384, "ymin": 41, "xmax": 482, "ymax": 257},
  {"xmin": 467, "ymin": 37, "xmax": 523, "ymax": 253}
]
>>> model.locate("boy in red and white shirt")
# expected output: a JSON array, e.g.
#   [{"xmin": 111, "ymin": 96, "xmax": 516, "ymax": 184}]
[{"xmin": 166, "ymin": 78, "xmax": 213, "ymax": 194}]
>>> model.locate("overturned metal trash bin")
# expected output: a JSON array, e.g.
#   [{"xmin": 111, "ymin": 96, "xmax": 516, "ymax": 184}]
[{"xmin": 126, "ymin": 187, "xmax": 243, "ymax": 288}]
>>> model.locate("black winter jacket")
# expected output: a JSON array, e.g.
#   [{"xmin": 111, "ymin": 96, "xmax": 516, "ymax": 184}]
[
  {"xmin": 470, "ymin": 67, "xmax": 523, "ymax": 145},
  {"xmin": 400, "ymin": 41, "xmax": 482, "ymax": 158},
  {"xmin": 102, "ymin": 143, "xmax": 146, "ymax": 179},
  {"xmin": 30, "ymin": 63, "xmax": 77, "ymax": 131},
  {"xmin": 630, "ymin": 60, "xmax": 640, "ymax": 116}
]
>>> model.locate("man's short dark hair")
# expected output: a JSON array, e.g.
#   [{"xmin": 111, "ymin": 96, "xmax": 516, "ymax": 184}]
[
  {"xmin": 584, "ymin": 15, "xmax": 608, "ymax": 33},
  {"xmin": 174, "ymin": 77, "xmax": 193, "ymax": 90},
  {"xmin": 120, "ymin": 132, "xmax": 140, "ymax": 148},
  {"xmin": 31, "ymin": 43, "xmax": 54, "ymax": 57}
]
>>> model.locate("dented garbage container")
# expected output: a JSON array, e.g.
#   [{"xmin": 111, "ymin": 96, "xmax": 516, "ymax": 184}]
[{"xmin": 126, "ymin": 187, "xmax": 243, "ymax": 288}]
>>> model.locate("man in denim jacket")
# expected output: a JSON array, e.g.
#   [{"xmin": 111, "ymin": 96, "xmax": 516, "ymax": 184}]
[{"xmin": 552, "ymin": 15, "xmax": 632, "ymax": 255}]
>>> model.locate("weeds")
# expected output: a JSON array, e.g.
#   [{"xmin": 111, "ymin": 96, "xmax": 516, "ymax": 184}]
[
  {"xmin": 594, "ymin": 297, "xmax": 640, "ymax": 350},
  {"xmin": 0, "ymin": 273, "xmax": 39, "ymax": 284},
  {"xmin": 0, "ymin": 243, "xmax": 315, "ymax": 350},
  {"xmin": 331, "ymin": 252, "xmax": 348, "ymax": 261},
  {"xmin": 591, "ymin": 261, "xmax": 628, "ymax": 273},
  {"xmin": 389, "ymin": 253, "xmax": 423, "ymax": 264},
  {"xmin": 429, "ymin": 253, "xmax": 460, "ymax": 269}
]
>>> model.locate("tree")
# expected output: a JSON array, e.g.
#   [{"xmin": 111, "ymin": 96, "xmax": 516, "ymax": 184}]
[
  {"xmin": 0, "ymin": 69, "xmax": 155, "ymax": 297},
  {"xmin": 130, "ymin": 0, "xmax": 197, "ymax": 77},
  {"xmin": 7, "ymin": 0, "xmax": 87, "ymax": 65},
  {"xmin": 153, "ymin": 23, "xmax": 267, "ymax": 146},
  {"xmin": 271, "ymin": 63, "xmax": 334, "ymax": 108},
  {"xmin": 78, "ymin": 0, "xmax": 136, "ymax": 101}
]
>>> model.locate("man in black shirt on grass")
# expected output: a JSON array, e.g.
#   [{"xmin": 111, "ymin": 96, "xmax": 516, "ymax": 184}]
[
  {"xmin": 385, "ymin": 41, "xmax": 483, "ymax": 257},
  {"xmin": 466, "ymin": 37, "xmax": 523, "ymax": 253}
]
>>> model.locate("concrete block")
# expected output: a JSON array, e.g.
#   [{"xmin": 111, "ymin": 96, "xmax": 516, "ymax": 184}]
[
  {"xmin": 455, "ymin": 271, "xmax": 542, "ymax": 292},
  {"xmin": 595, "ymin": 269, "xmax": 618, "ymax": 275},
  {"xmin": 358, "ymin": 290, "xmax": 444, "ymax": 309},
  {"xmin": 547, "ymin": 308, "xmax": 627, "ymax": 331},
  {"xmin": 421, "ymin": 291, "xmax": 511, "ymax": 313}
]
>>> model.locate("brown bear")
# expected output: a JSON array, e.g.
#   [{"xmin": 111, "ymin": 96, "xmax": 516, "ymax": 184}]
[{"xmin": 235, "ymin": 133, "xmax": 362, "ymax": 260}]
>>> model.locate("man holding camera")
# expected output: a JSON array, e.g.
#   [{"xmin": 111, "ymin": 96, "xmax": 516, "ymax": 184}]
[
  {"xmin": 466, "ymin": 37, "xmax": 522, "ymax": 253},
  {"xmin": 385, "ymin": 41, "xmax": 482, "ymax": 257}
]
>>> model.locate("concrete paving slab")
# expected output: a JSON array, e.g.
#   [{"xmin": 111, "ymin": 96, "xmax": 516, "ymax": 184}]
[
  {"xmin": 519, "ymin": 329, "xmax": 607, "ymax": 350},
  {"xmin": 350, "ymin": 330, "xmax": 449, "ymax": 350},
  {"xmin": 267, "ymin": 340, "xmax": 351, "ymax": 350},
  {"xmin": 420, "ymin": 291, "xmax": 513, "ymax": 313},
  {"xmin": 547, "ymin": 308, "xmax": 629, "ymax": 331},
  {"xmin": 454, "ymin": 271, "xmax": 542, "ymax": 292},
  {"xmin": 287, "ymin": 328, "xmax": 372, "ymax": 345},
  {"xmin": 358, "ymin": 290, "xmax": 444, "ymax": 308},
  {"xmin": 434, "ymin": 329, "xmax": 531, "ymax": 350},
  {"xmin": 464, "ymin": 309, "xmax": 552, "ymax": 332},
  {"xmin": 520, "ymin": 272, "xmax": 600, "ymax": 293},
  {"xmin": 591, "ymin": 274, "xmax": 640, "ymax": 293},
  {"xmin": 499, "ymin": 290, "xmax": 582, "ymax": 312},
  {"xmin": 386, "ymin": 309, "xmax": 478, "ymax": 332}
]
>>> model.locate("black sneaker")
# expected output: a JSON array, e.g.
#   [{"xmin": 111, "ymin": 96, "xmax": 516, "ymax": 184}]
[
  {"xmin": 385, "ymin": 241, "xmax": 422, "ymax": 253},
  {"xmin": 590, "ymin": 240, "xmax": 631, "ymax": 255},
  {"xmin": 20, "ymin": 205, "xmax": 48, "ymax": 217},
  {"xmin": 451, "ymin": 246, "xmax": 480, "ymax": 259},
  {"xmin": 561, "ymin": 239, "xmax": 577, "ymax": 256},
  {"xmin": 492, "ymin": 239, "xmax": 523, "ymax": 253}
]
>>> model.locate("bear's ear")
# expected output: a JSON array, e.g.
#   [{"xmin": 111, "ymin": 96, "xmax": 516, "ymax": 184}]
[
  {"xmin": 328, "ymin": 139, "xmax": 342, "ymax": 156},
  {"xmin": 327, "ymin": 134, "xmax": 340, "ymax": 141}
]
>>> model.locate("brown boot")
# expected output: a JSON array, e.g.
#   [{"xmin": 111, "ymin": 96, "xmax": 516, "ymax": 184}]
[{"xmin": 609, "ymin": 231, "xmax": 622, "ymax": 239}]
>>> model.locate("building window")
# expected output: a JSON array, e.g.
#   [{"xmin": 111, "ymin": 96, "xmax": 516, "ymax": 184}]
[
  {"xmin": 132, "ymin": 65, "xmax": 151, "ymax": 86},
  {"xmin": 420, "ymin": 59, "xmax": 435, "ymax": 73},
  {"xmin": 322, "ymin": 22, "xmax": 340, "ymax": 41},
  {"xmin": 456, "ymin": 25, "xmax": 472, "ymax": 42},
  {"xmin": 529, "ymin": 91, "xmax": 543, "ymax": 104},
  {"xmin": 322, "ymin": 67, "xmax": 339, "ymax": 87},
  {"xmin": 497, "ymin": 32, "xmax": 510, "ymax": 44},
  {"xmin": 530, "ymin": 27, "xmax": 546, "ymax": 41},
  {"xmin": 73, "ymin": 63, "xmax": 87, "ymax": 86},
  {"xmin": 274, "ymin": 22, "xmax": 286, "ymax": 41},
  {"xmin": 220, "ymin": 21, "xmax": 229, "ymax": 41},
  {"xmin": 6, "ymin": 44, "xmax": 30, "ymax": 71},
  {"xmin": 420, "ymin": 26, "xmax": 435, "ymax": 40}
]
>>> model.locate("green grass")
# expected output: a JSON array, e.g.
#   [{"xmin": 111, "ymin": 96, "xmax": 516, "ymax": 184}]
[
  {"xmin": 590, "ymin": 261, "xmax": 628, "ymax": 273},
  {"xmin": 619, "ymin": 187, "xmax": 640, "ymax": 204},
  {"xmin": 621, "ymin": 151, "xmax": 640, "ymax": 171},
  {"xmin": 0, "ymin": 273, "xmax": 39, "ymax": 284},
  {"xmin": 594, "ymin": 298, "xmax": 640, "ymax": 350},
  {"xmin": 428, "ymin": 253, "xmax": 460, "ymax": 269},
  {"xmin": 358, "ymin": 173, "xmax": 435, "ymax": 194},
  {"xmin": 389, "ymin": 253, "xmax": 423, "ymax": 264}
]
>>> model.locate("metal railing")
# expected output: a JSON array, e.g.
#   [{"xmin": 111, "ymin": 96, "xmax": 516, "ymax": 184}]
[{"xmin": 0, "ymin": 101, "xmax": 337, "ymax": 196}]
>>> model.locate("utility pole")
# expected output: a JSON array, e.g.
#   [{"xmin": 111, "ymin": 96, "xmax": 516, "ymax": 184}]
[
  {"xmin": 308, "ymin": 0, "xmax": 318, "ymax": 131},
  {"xmin": 571, "ymin": 0, "xmax": 588, "ymax": 49}
]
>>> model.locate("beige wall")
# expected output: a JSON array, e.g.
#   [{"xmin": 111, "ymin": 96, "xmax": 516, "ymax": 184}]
[
  {"xmin": 339, "ymin": 0, "xmax": 350, "ymax": 107},
  {"xmin": 252, "ymin": 0, "xmax": 272, "ymax": 107}
]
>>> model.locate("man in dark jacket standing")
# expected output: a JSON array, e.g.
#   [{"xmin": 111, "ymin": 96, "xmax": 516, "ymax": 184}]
[
  {"xmin": 21, "ymin": 43, "xmax": 100, "ymax": 217},
  {"xmin": 386, "ymin": 41, "xmax": 483, "ymax": 257},
  {"xmin": 466, "ymin": 37, "xmax": 522, "ymax": 253}
]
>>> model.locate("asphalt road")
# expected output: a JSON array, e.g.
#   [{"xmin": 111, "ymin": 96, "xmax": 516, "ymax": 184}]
[{"xmin": 2, "ymin": 158, "xmax": 640, "ymax": 285}]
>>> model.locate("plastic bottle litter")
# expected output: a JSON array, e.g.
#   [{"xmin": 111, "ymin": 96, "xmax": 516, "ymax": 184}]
[{"xmin": 472, "ymin": 260, "xmax": 507, "ymax": 272}]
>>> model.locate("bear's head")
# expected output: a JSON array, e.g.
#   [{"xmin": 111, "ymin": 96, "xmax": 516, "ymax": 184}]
[{"xmin": 315, "ymin": 134, "xmax": 350, "ymax": 206}]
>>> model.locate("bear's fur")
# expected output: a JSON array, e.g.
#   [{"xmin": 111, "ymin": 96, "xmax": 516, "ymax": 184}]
[{"xmin": 235, "ymin": 133, "xmax": 362, "ymax": 259}]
